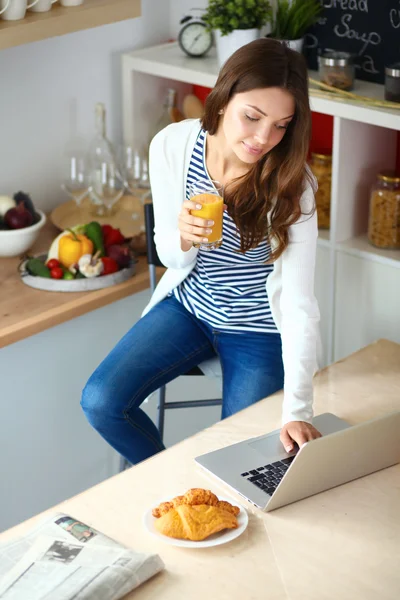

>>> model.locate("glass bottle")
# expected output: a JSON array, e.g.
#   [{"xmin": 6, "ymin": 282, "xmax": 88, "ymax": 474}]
[
  {"xmin": 309, "ymin": 152, "xmax": 332, "ymax": 229},
  {"xmin": 87, "ymin": 103, "xmax": 121, "ymax": 215},
  {"xmin": 368, "ymin": 171, "xmax": 400, "ymax": 249},
  {"xmin": 149, "ymin": 88, "xmax": 179, "ymax": 145}
]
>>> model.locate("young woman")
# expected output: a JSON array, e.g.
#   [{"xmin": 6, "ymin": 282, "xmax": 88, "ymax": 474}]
[{"xmin": 81, "ymin": 38, "xmax": 322, "ymax": 465}]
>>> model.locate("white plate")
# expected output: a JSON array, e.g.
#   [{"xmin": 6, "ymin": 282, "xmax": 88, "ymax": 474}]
[
  {"xmin": 143, "ymin": 495, "xmax": 248, "ymax": 548},
  {"xmin": 19, "ymin": 253, "xmax": 136, "ymax": 292}
]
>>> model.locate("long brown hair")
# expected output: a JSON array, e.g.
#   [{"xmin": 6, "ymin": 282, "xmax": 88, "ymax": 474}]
[{"xmin": 201, "ymin": 38, "xmax": 315, "ymax": 261}]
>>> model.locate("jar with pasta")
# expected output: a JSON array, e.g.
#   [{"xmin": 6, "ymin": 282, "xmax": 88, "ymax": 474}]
[
  {"xmin": 368, "ymin": 171, "xmax": 400, "ymax": 249},
  {"xmin": 309, "ymin": 152, "xmax": 332, "ymax": 229}
]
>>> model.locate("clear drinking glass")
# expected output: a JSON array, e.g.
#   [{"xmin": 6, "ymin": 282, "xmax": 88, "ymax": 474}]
[
  {"xmin": 89, "ymin": 161, "xmax": 124, "ymax": 217},
  {"xmin": 61, "ymin": 153, "xmax": 90, "ymax": 207},
  {"xmin": 189, "ymin": 178, "xmax": 224, "ymax": 251}
]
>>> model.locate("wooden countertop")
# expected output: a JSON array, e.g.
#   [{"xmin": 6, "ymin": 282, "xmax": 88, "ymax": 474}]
[
  {"xmin": 1, "ymin": 339, "xmax": 399, "ymax": 599},
  {"xmin": 0, "ymin": 220, "xmax": 155, "ymax": 349}
]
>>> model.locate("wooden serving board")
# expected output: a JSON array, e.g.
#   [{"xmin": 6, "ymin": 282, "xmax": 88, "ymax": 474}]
[{"xmin": 50, "ymin": 195, "xmax": 146, "ymax": 238}]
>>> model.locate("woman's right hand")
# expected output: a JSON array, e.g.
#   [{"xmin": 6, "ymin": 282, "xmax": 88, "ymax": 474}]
[{"xmin": 178, "ymin": 200, "xmax": 214, "ymax": 251}]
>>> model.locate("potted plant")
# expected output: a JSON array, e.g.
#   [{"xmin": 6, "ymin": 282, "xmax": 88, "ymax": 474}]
[
  {"xmin": 268, "ymin": 0, "xmax": 323, "ymax": 53},
  {"xmin": 203, "ymin": 0, "xmax": 272, "ymax": 67}
]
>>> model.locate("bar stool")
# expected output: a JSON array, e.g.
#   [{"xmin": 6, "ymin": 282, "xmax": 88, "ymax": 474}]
[{"xmin": 144, "ymin": 201, "xmax": 222, "ymax": 442}]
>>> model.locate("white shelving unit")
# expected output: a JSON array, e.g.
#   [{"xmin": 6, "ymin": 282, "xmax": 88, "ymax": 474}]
[{"xmin": 121, "ymin": 42, "xmax": 400, "ymax": 365}]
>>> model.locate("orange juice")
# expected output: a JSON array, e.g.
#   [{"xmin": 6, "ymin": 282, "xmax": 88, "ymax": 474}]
[{"xmin": 191, "ymin": 193, "xmax": 223, "ymax": 244}]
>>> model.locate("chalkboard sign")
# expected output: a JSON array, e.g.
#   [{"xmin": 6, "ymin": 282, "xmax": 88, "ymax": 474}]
[{"xmin": 304, "ymin": 1, "xmax": 400, "ymax": 85}]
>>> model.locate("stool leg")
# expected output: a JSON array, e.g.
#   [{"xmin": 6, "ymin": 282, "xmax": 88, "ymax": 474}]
[
  {"xmin": 119, "ymin": 456, "xmax": 129, "ymax": 472},
  {"xmin": 149, "ymin": 264, "xmax": 157, "ymax": 294},
  {"xmin": 157, "ymin": 385, "xmax": 166, "ymax": 442}
]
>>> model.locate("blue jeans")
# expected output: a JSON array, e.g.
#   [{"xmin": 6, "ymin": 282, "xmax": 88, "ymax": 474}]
[{"xmin": 81, "ymin": 296, "xmax": 284, "ymax": 465}]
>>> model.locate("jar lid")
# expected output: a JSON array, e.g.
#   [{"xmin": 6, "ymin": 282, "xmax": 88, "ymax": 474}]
[
  {"xmin": 378, "ymin": 170, "xmax": 400, "ymax": 183},
  {"xmin": 385, "ymin": 63, "xmax": 400, "ymax": 78},
  {"xmin": 318, "ymin": 51, "xmax": 354, "ymax": 67},
  {"xmin": 311, "ymin": 152, "xmax": 332, "ymax": 161}
]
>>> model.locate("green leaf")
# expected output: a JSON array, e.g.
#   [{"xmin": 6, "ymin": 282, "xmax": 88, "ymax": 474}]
[
  {"xmin": 270, "ymin": 0, "xmax": 323, "ymax": 40},
  {"xmin": 203, "ymin": 0, "xmax": 272, "ymax": 34}
]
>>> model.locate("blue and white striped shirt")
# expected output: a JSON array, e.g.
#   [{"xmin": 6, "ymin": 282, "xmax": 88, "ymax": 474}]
[{"xmin": 173, "ymin": 129, "xmax": 278, "ymax": 334}]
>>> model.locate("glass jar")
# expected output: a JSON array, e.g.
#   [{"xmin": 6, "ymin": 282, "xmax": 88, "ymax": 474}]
[
  {"xmin": 309, "ymin": 152, "xmax": 332, "ymax": 229},
  {"xmin": 385, "ymin": 63, "xmax": 400, "ymax": 103},
  {"xmin": 318, "ymin": 51, "xmax": 355, "ymax": 91},
  {"xmin": 368, "ymin": 171, "xmax": 400, "ymax": 249}
]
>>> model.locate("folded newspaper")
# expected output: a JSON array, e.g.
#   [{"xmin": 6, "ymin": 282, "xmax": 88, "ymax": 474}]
[{"xmin": 0, "ymin": 513, "xmax": 164, "ymax": 600}]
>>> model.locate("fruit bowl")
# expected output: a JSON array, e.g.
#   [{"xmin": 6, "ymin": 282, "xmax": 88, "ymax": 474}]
[{"xmin": 0, "ymin": 210, "xmax": 46, "ymax": 257}]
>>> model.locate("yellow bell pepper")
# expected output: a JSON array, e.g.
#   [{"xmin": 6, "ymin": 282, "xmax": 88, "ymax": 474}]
[{"xmin": 58, "ymin": 230, "xmax": 94, "ymax": 268}]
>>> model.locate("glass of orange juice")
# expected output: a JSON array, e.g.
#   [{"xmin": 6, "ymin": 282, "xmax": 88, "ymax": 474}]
[{"xmin": 189, "ymin": 179, "xmax": 224, "ymax": 251}]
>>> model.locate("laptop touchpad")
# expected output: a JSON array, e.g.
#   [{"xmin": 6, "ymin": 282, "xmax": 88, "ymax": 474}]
[{"xmin": 248, "ymin": 433, "xmax": 295, "ymax": 460}]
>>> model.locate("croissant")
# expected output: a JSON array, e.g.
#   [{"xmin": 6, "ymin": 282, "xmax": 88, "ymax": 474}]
[
  {"xmin": 152, "ymin": 488, "xmax": 240, "ymax": 519},
  {"xmin": 216, "ymin": 500, "xmax": 240, "ymax": 517},
  {"xmin": 154, "ymin": 504, "xmax": 238, "ymax": 541},
  {"xmin": 184, "ymin": 488, "xmax": 219, "ymax": 506},
  {"xmin": 152, "ymin": 501, "xmax": 174, "ymax": 519}
]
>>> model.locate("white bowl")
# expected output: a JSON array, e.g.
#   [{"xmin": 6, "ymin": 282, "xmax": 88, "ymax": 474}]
[{"xmin": 0, "ymin": 210, "xmax": 46, "ymax": 257}]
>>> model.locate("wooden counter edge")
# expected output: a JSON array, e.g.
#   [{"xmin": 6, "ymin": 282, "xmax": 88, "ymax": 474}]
[{"xmin": 0, "ymin": 262, "xmax": 159, "ymax": 349}]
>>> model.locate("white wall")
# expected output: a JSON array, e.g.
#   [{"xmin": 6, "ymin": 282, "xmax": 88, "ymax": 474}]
[
  {"xmin": 0, "ymin": 0, "xmax": 170, "ymax": 214},
  {"xmin": 169, "ymin": 0, "xmax": 208, "ymax": 40}
]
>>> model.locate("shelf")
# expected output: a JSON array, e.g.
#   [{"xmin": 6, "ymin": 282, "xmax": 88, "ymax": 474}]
[
  {"xmin": 318, "ymin": 229, "xmax": 330, "ymax": 248},
  {"xmin": 121, "ymin": 39, "xmax": 400, "ymax": 367},
  {"xmin": 308, "ymin": 71, "xmax": 400, "ymax": 131},
  {"xmin": 123, "ymin": 41, "xmax": 218, "ymax": 87},
  {"xmin": 123, "ymin": 42, "xmax": 400, "ymax": 131},
  {"xmin": 0, "ymin": 0, "xmax": 141, "ymax": 50},
  {"xmin": 337, "ymin": 234, "xmax": 400, "ymax": 269}
]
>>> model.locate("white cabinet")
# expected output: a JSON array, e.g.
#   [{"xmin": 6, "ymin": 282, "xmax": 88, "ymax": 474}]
[
  {"xmin": 334, "ymin": 253, "xmax": 400, "ymax": 360},
  {"xmin": 315, "ymin": 245, "xmax": 331, "ymax": 361},
  {"xmin": 0, "ymin": 293, "xmax": 146, "ymax": 532},
  {"xmin": 121, "ymin": 42, "xmax": 400, "ymax": 365},
  {"xmin": 0, "ymin": 287, "xmax": 221, "ymax": 532}
]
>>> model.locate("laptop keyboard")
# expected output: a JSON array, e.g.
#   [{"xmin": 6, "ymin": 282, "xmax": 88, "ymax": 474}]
[{"xmin": 240, "ymin": 457, "xmax": 295, "ymax": 496}]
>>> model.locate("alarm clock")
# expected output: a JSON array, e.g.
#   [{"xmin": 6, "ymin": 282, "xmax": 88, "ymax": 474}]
[{"xmin": 178, "ymin": 13, "xmax": 213, "ymax": 58}]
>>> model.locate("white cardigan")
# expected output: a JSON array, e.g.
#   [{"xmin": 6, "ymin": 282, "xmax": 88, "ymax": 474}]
[{"xmin": 144, "ymin": 118, "xmax": 321, "ymax": 426}]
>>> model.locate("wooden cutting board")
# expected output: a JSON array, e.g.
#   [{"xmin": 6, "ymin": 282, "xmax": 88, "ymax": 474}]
[{"xmin": 50, "ymin": 194, "xmax": 147, "ymax": 238}]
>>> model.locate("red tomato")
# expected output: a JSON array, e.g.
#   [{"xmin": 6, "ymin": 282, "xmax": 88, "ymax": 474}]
[
  {"xmin": 101, "ymin": 224, "xmax": 113, "ymax": 237},
  {"xmin": 47, "ymin": 258, "xmax": 60, "ymax": 269},
  {"xmin": 101, "ymin": 257, "xmax": 119, "ymax": 275},
  {"xmin": 50, "ymin": 267, "xmax": 64, "ymax": 279}
]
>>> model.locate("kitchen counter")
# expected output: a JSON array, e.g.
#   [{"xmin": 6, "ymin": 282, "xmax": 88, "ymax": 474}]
[
  {"xmin": 0, "ymin": 220, "xmax": 155, "ymax": 349},
  {"xmin": 1, "ymin": 339, "xmax": 399, "ymax": 599}
]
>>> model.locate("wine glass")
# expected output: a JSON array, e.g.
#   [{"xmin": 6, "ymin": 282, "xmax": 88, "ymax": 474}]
[
  {"xmin": 88, "ymin": 160, "xmax": 124, "ymax": 217},
  {"xmin": 138, "ymin": 155, "xmax": 151, "ymax": 191},
  {"xmin": 61, "ymin": 153, "xmax": 90, "ymax": 207},
  {"xmin": 118, "ymin": 144, "xmax": 151, "ymax": 227},
  {"xmin": 118, "ymin": 144, "xmax": 143, "ymax": 195}
]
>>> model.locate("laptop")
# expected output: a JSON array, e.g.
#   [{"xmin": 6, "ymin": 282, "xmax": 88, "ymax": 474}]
[{"xmin": 195, "ymin": 411, "xmax": 400, "ymax": 512}]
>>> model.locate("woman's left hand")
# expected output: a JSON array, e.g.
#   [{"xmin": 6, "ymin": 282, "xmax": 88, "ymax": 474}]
[{"xmin": 280, "ymin": 421, "xmax": 322, "ymax": 453}]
